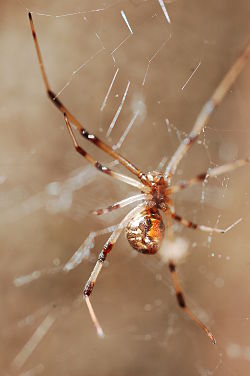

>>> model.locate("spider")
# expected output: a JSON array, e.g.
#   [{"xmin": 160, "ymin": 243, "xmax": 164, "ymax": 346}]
[{"xmin": 28, "ymin": 12, "xmax": 250, "ymax": 344}]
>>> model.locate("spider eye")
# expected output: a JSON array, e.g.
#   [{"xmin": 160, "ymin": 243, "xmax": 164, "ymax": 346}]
[{"xmin": 126, "ymin": 209, "xmax": 165, "ymax": 255}]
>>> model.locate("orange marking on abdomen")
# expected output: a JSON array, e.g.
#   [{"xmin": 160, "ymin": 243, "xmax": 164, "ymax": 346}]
[{"xmin": 148, "ymin": 219, "xmax": 163, "ymax": 240}]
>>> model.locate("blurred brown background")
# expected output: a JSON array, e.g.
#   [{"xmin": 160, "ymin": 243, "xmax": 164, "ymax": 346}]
[{"xmin": 1, "ymin": 0, "xmax": 250, "ymax": 375}]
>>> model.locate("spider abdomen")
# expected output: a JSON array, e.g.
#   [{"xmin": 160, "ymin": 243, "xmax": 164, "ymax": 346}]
[{"xmin": 126, "ymin": 209, "xmax": 165, "ymax": 254}]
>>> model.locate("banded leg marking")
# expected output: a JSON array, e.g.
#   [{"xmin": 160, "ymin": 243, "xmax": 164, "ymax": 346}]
[
  {"xmin": 64, "ymin": 114, "xmax": 146, "ymax": 190},
  {"xmin": 170, "ymin": 207, "xmax": 241, "ymax": 234},
  {"xmin": 168, "ymin": 157, "xmax": 250, "ymax": 194},
  {"xmin": 168, "ymin": 261, "xmax": 216, "ymax": 344},
  {"xmin": 28, "ymin": 12, "xmax": 144, "ymax": 179},
  {"xmin": 91, "ymin": 193, "xmax": 150, "ymax": 215},
  {"xmin": 83, "ymin": 202, "xmax": 146, "ymax": 336}
]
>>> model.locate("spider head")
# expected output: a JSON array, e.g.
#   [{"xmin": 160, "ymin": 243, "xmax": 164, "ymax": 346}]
[{"xmin": 141, "ymin": 171, "xmax": 165, "ymax": 187}]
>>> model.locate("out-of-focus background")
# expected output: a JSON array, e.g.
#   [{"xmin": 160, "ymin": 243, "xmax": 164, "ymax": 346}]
[{"xmin": 1, "ymin": 1, "xmax": 250, "ymax": 375}]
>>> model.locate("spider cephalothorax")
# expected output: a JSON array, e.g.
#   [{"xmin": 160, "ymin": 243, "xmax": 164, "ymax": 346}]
[
  {"xmin": 28, "ymin": 11, "xmax": 250, "ymax": 344},
  {"xmin": 141, "ymin": 170, "xmax": 170, "ymax": 210}
]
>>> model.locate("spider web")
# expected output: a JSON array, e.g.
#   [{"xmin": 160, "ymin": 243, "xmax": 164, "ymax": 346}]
[{"xmin": 1, "ymin": 1, "xmax": 250, "ymax": 375}]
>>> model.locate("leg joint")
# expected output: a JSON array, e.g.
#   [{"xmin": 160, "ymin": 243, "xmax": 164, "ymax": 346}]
[
  {"xmin": 169, "ymin": 262, "xmax": 176, "ymax": 273},
  {"xmin": 176, "ymin": 292, "xmax": 186, "ymax": 308},
  {"xmin": 47, "ymin": 90, "xmax": 63, "ymax": 110},
  {"xmin": 83, "ymin": 281, "xmax": 95, "ymax": 297}
]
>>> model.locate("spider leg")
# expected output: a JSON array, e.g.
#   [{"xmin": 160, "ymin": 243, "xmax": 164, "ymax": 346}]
[
  {"xmin": 164, "ymin": 42, "xmax": 250, "ymax": 178},
  {"xmin": 64, "ymin": 115, "xmax": 146, "ymax": 191},
  {"xmin": 168, "ymin": 157, "xmax": 250, "ymax": 194},
  {"xmin": 170, "ymin": 207, "xmax": 240, "ymax": 234},
  {"xmin": 91, "ymin": 193, "xmax": 151, "ymax": 215},
  {"xmin": 162, "ymin": 210, "xmax": 215, "ymax": 343},
  {"xmin": 63, "ymin": 225, "xmax": 118, "ymax": 272},
  {"xmin": 168, "ymin": 260, "xmax": 216, "ymax": 344},
  {"xmin": 28, "ymin": 12, "xmax": 144, "ymax": 180},
  {"xmin": 83, "ymin": 202, "xmax": 146, "ymax": 336}
]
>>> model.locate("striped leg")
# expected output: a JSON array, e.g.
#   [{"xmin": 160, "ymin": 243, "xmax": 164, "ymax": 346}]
[
  {"xmin": 168, "ymin": 261, "xmax": 216, "ymax": 344},
  {"xmin": 64, "ymin": 115, "xmax": 146, "ymax": 191},
  {"xmin": 28, "ymin": 12, "xmax": 144, "ymax": 180},
  {"xmin": 91, "ymin": 193, "xmax": 151, "ymax": 215},
  {"xmin": 83, "ymin": 202, "xmax": 146, "ymax": 337},
  {"xmin": 168, "ymin": 157, "xmax": 250, "ymax": 194},
  {"xmin": 170, "ymin": 208, "xmax": 240, "ymax": 234},
  {"xmin": 164, "ymin": 42, "xmax": 250, "ymax": 178}
]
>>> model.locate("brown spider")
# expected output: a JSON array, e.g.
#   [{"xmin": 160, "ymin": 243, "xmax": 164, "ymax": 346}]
[{"xmin": 28, "ymin": 12, "xmax": 250, "ymax": 344}]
